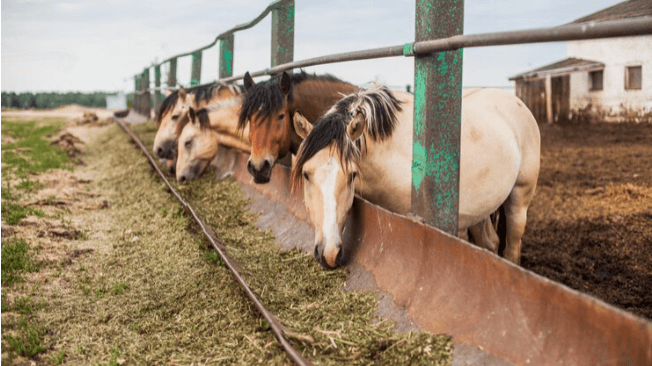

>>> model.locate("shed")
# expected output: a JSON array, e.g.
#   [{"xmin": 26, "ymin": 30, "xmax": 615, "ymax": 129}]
[{"xmin": 510, "ymin": 0, "xmax": 652, "ymax": 123}]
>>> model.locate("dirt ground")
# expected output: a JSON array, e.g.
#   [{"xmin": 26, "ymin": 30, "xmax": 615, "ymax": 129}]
[{"xmin": 521, "ymin": 122, "xmax": 652, "ymax": 320}]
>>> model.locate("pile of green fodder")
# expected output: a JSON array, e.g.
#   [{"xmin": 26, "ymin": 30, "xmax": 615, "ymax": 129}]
[{"xmin": 57, "ymin": 121, "xmax": 452, "ymax": 365}]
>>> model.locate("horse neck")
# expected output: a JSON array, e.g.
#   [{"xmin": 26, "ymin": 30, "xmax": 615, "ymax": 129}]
[
  {"xmin": 207, "ymin": 96, "xmax": 243, "ymax": 135},
  {"xmin": 292, "ymin": 80, "xmax": 359, "ymax": 123},
  {"xmin": 356, "ymin": 91, "xmax": 414, "ymax": 214}
]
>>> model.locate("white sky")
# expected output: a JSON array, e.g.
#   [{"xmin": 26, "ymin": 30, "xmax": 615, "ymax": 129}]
[{"xmin": 1, "ymin": 0, "xmax": 622, "ymax": 93}]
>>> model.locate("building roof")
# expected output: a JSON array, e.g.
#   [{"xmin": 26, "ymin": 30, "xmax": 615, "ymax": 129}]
[
  {"xmin": 509, "ymin": 58, "xmax": 604, "ymax": 80},
  {"xmin": 572, "ymin": 0, "xmax": 652, "ymax": 24}
]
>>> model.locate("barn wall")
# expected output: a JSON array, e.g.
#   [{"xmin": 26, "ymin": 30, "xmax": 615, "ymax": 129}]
[{"xmin": 567, "ymin": 35, "xmax": 652, "ymax": 122}]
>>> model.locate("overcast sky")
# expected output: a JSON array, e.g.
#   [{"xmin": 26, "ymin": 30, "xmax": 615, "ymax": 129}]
[{"xmin": 2, "ymin": 0, "xmax": 622, "ymax": 93}]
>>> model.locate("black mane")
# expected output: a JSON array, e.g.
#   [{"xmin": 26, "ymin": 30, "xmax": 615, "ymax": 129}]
[
  {"xmin": 237, "ymin": 71, "xmax": 348, "ymax": 131},
  {"xmin": 195, "ymin": 108, "xmax": 211, "ymax": 129}
]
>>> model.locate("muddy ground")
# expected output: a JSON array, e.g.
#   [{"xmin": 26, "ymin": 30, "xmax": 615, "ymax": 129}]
[{"xmin": 522, "ymin": 122, "xmax": 652, "ymax": 320}]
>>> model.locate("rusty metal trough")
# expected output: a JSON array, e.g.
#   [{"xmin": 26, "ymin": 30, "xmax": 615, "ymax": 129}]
[{"xmin": 212, "ymin": 148, "xmax": 652, "ymax": 366}]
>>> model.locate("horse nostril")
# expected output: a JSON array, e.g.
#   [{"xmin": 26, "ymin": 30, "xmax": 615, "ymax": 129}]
[
  {"xmin": 247, "ymin": 160, "xmax": 255, "ymax": 174},
  {"xmin": 179, "ymin": 175, "xmax": 186, "ymax": 183},
  {"xmin": 262, "ymin": 159, "xmax": 272, "ymax": 172},
  {"xmin": 335, "ymin": 249, "xmax": 346, "ymax": 267},
  {"xmin": 157, "ymin": 148, "xmax": 163, "ymax": 157}
]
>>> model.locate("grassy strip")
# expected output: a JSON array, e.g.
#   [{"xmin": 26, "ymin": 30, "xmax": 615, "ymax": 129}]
[
  {"xmin": 1, "ymin": 118, "xmax": 70, "ymax": 177},
  {"xmin": 1, "ymin": 238, "xmax": 37, "ymax": 285}
]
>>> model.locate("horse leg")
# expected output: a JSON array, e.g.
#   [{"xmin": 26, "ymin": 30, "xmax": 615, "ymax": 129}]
[
  {"xmin": 502, "ymin": 182, "xmax": 536, "ymax": 265},
  {"xmin": 468, "ymin": 217, "xmax": 499, "ymax": 254}
]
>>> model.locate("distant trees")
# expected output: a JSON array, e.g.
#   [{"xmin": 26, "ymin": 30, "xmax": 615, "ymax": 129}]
[{"xmin": 0, "ymin": 92, "xmax": 136, "ymax": 109}]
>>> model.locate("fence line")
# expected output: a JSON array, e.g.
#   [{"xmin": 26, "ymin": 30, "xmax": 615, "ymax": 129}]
[{"xmin": 130, "ymin": 0, "xmax": 652, "ymax": 233}]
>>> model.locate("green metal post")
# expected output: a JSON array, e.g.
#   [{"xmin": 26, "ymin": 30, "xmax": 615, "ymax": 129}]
[
  {"xmin": 219, "ymin": 34, "xmax": 234, "ymax": 78},
  {"xmin": 134, "ymin": 75, "xmax": 140, "ymax": 112},
  {"xmin": 142, "ymin": 68, "xmax": 152, "ymax": 119},
  {"xmin": 168, "ymin": 57, "xmax": 178, "ymax": 88},
  {"xmin": 271, "ymin": 0, "xmax": 294, "ymax": 69},
  {"xmin": 411, "ymin": 0, "xmax": 464, "ymax": 235},
  {"xmin": 154, "ymin": 64, "xmax": 162, "ymax": 108},
  {"xmin": 191, "ymin": 51, "xmax": 202, "ymax": 86}
]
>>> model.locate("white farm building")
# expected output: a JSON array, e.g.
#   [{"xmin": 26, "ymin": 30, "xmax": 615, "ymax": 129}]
[{"xmin": 510, "ymin": 0, "xmax": 652, "ymax": 123}]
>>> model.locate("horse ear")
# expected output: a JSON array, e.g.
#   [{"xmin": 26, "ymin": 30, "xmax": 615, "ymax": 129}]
[
  {"xmin": 347, "ymin": 113, "xmax": 366, "ymax": 141},
  {"xmin": 243, "ymin": 72, "xmax": 255, "ymax": 91},
  {"xmin": 165, "ymin": 88, "xmax": 173, "ymax": 97},
  {"xmin": 293, "ymin": 112, "xmax": 312, "ymax": 139},
  {"xmin": 178, "ymin": 86, "xmax": 187, "ymax": 101},
  {"xmin": 279, "ymin": 71, "xmax": 292, "ymax": 96},
  {"xmin": 188, "ymin": 107, "xmax": 195, "ymax": 123}
]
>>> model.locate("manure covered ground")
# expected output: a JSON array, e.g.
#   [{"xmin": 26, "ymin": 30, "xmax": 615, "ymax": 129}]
[{"xmin": 1, "ymin": 114, "xmax": 452, "ymax": 365}]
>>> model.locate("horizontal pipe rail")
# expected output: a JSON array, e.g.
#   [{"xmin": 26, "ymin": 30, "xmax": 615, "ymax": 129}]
[
  {"xmin": 219, "ymin": 16, "xmax": 652, "ymax": 83},
  {"xmin": 146, "ymin": 0, "xmax": 290, "ymax": 73},
  {"xmin": 115, "ymin": 119, "xmax": 313, "ymax": 366}
]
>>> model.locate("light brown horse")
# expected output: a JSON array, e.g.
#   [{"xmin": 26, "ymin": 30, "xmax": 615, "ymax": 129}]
[
  {"xmin": 238, "ymin": 71, "xmax": 359, "ymax": 183},
  {"xmin": 154, "ymin": 82, "xmax": 242, "ymax": 174},
  {"xmin": 176, "ymin": 107, "xmax": 250, "ymax": 182},
  {"xmin": 291, "ymin": 86, "xmax": 540, "ymax": 268}
]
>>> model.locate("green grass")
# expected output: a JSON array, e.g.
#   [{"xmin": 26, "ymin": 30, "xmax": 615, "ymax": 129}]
[
  {"xmin": 3, "ymin": 318, "xmax": 46, "ymax": 358},
  {"xmin": 1, "ymin": 203, "xmax": 44, "ymax": 225},
  {"xmin": 1, "ymin": 118, "xmax": 70, "ymax": 177},
  {"xmin": 14, "ymin": 297, "xmax": 36, "ymax": 314},
  {"xmin": 1, "ymin": 238, "xmax": 36, "ymax": 285},
  {"xmin": 110, "ymin": 282, "xmax": 127, "ymax": 295},
  {"xmin": 49, "ymin": 349, "xmax": 66, "ymax": 365}
]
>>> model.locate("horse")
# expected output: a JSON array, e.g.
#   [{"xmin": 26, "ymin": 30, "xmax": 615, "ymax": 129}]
[
  {"xmin": 154, "ymin": 82, "xmax": 242, "ymax": 174},
  {"xmin": 238, "ymin": 71, "xmax": 359, "ymax": 183},
  {"xmin": 291, "ymin": 86, "xmax": 540, "ymax": 268},
  {"xmin": 176, "ymin": 107, "xmax": 250, "ymax": 182}
]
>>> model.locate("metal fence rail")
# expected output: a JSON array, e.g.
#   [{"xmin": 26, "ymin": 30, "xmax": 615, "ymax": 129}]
[{"xmin": 130, "ymin": 1, "xmax": 651, "ymax": 231}]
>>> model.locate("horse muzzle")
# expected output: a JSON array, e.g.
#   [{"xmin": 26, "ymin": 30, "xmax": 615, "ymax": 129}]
[
  {"xmin": 157, "ymin": 140, "xmax": 177, "ymax": 160},
  {"xmin": 247, "ymin": 158, "xmax": 273, "ymax": 184},
  {"xmin": 314, "ymin": 241, "xmax": 346, "ymax": 269}
]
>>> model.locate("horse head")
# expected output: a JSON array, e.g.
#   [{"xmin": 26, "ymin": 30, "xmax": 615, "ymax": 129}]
[
  {"xmin": 175, "ymin": 107, "xmax": 218, "ymax": 183},
  {"xmin": 154, "ymin": 86, "xmax": 193, "ymax": 174},
  {"xmin": 291, "ymin": 110, "xmax": 368, "ymax": 269},
  {"xmin": 291, "ymin": 85, "xmax": 401, "ymax": 268},
  {"xmin": 239, "ymin": 71, "xmax": 299, "ymax": 184}
]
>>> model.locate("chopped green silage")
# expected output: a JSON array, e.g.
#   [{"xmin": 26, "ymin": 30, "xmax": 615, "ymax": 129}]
[
  {"xmin": 5, "ymin": 119, "xmax": 451, "ymax": 365},
  {"xmin": 124, "ymin": 121, "xmax": 453, "ymax": 365}
]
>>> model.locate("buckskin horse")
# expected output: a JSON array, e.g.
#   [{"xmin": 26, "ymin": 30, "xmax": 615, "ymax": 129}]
[
  {"xmin": 175, "ymin": 107, "xmax": 250, "ymax": 182},
  {"xmin": 291, "ymin": 86, "xmax": 540, "ymax": 268},
  {"xmin": 238, "ymin": 71, "xmax": 359, "ymax": 183},
  {"xmin": 154, "ymin": 82, "xmax": 242, "ymax": 174}
]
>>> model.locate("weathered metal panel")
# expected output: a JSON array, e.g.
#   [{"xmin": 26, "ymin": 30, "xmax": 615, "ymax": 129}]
[
  {"xmin": 411, "ymin": 0, "xmax": 464, "ymax": 235},
  {"xmin": 270, "ymin": 0, "xmax": 294, "ymax": 68},
  {"xmin": 222, "ymin": 148, "xmax": 652, "ymax": 366},
  {"xmin": 219, "ymin": 34, "xmax": 234, "ymax": 78},
  {"xmin": 168, "ymin": 57, "xmax": 178, "ymax": 88},
  {"xmin": 191, "ymin": 51, "xmax": 202, "ymax": 86}
]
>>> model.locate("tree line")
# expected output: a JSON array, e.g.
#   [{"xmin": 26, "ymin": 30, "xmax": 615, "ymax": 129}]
[{"xmin": 1, "ymin": 92, "xmax": 135, "ymax": 110}]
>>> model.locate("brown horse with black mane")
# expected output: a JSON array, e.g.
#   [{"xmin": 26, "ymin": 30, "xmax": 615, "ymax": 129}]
[{"xmin": 238, "ymin": 71, "xmax": 359, "ymax": 183}]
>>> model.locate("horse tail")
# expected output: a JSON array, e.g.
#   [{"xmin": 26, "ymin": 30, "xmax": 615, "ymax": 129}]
[{"xmin": 496, "ymin": 205, "xmax": 508, "ymax": 257}]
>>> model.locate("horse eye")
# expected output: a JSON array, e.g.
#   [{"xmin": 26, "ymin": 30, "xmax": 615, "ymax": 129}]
[
  {"xmin": 278, "ymin": 113, "xmax": 285, "ymax": 120},
  {"xmin": 303, "ymin": 171, "xmax": 310, "ymax": 182},
  {"xmin": 349, "ymin": 171, "xmax": 358, "ymax": 184},
  {"xmin": 184, "ymin": 140, "xmax": 192, "ymax": 149},
  {"xmin": 172, "ymin": 115, "xmax": 179, "ymax": 120}
]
